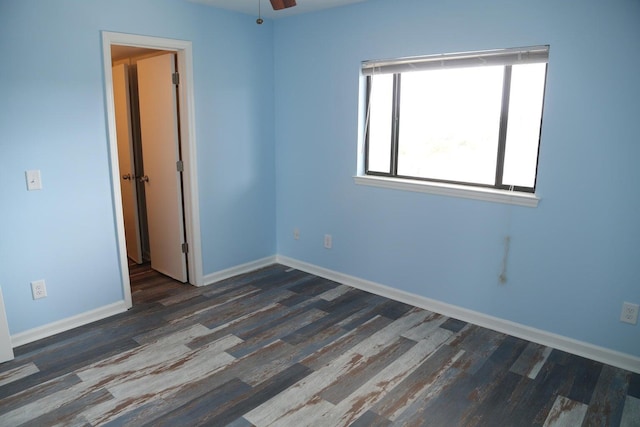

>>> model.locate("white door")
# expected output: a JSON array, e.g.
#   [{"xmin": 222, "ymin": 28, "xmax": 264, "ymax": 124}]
[
  {"xmin": 112, "ymin": 64, "xmax": 143, "ymax": 264},
  {"xmin": 0, "ymin": 287, "xmax": 14, "ymax": 363},
  {"xmin": 137, "ymin": 53, "xmax": 188, "ymax": 282}
]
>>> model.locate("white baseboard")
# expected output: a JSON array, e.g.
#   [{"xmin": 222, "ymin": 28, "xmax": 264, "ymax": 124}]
[
  {"xmin": 202, "ymin": 256, "xmax": 277, "ymax": 287},
  {"xmin": 11, "ymin": 301, "xmax": 129, "ymax": 348},
  {"xmin": 12, "ymin": 255, "xmax": 639, "ymax": 374},
  {"xmin": 276, "ymin": 255, "xmax": 640, "ymax": 374},
  {"xmin": 8, "ymin": 256, "xmax": 277, "ymax": 348}
]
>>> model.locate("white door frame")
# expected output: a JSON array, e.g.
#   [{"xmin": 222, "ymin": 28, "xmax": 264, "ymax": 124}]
[
  {"xmin": 0, "ymin": 287, "xmax": 14, "ymax": 362},
  {"xmin": 102, "ymin": 31, "xmax": 204, "ymax": 308}
]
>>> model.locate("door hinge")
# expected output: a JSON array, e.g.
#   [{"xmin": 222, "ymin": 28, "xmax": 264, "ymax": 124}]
[
  {"xmin": 176, "ymin": 160, "xmax": 184, "ymax": 172},
  {"xmin": 172, "ymin": 72, "xmax": 180, "ymax": 85},
  {"xmin": 181, "ymin": 242, "xmax": 189, "ymax": 254}
]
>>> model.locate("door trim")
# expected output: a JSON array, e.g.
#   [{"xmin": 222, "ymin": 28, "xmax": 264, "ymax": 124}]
[
  {"xmin": 0, "ymin": 286, "xmax": 14, "ymax": 362},
  {"xmin": 102, "ymin": 31, "xmax": 204, "ymax": 308}
]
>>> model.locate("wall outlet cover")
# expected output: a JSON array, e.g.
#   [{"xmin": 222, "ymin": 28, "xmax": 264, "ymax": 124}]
[
  {"xmin": 31, "ymin": 280, "xmax": 47, "ymax": 300},
  {"xmin": 620, "ymin": 302, "xmax": 639, "ymax": 325}
]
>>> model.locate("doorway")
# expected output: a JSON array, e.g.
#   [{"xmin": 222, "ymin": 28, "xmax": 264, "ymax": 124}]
[
  {"xmin": 102, "ymin": 32, "xmax": 204, "ymax": 309},
  {"xmin": 112, "ymin": 48, "xmax": 189, "ymax": 283}
]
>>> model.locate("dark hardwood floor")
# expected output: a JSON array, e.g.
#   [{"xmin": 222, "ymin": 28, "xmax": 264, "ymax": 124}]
[{"xmin": 0, "ymin": 263, "xmax": 638, "ymax": 426}]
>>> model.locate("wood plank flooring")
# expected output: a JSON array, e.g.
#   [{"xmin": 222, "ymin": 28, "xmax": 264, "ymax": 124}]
[{"xmin": 0, "ymin": 263, "xmax": 638, "ymax": 426}]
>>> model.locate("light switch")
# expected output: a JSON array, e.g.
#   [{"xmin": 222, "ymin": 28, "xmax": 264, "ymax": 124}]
[{"xmin": 25, "ymin": 170, "xmax": 42, "ymax": 191}]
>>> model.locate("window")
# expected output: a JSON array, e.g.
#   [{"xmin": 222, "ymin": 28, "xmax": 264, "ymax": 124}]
[{"xmin": 361, "ymin": 46, "xmax": 549, "ymax": 197}]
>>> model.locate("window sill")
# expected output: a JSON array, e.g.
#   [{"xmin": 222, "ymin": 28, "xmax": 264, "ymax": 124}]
[{"xmin": 353, "ymin": 175, "xmax": 539, "ymax": 207}]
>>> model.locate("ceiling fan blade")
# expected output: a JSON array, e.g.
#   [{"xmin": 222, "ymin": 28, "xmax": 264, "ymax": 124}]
[{"xmin": 270, "ymin": 0, "xmax": 297, "ymax": 10}]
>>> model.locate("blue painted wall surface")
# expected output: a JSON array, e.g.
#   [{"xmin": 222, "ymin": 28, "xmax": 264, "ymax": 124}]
[
  {"xmin": 274, "ymin": 0, "xmax": 640, "ymax": 356},
  {"xmin": 1, "ymin": 0, "xmax": 638, "ymax": 360},
  {"xmin": 0, "ymin": 0, "xmax": 276, "ymax": 334}
]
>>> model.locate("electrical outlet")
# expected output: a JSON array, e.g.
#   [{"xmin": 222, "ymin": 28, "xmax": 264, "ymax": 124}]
[
  {"xmin": 324, "ymin": 234, "xmax": 332, "ymax": 249},
  {"xmin": 31, "ymin": 280, "xmax": 47, "ymax": 300},
  {"xmin": 293, "ymin": 228, "xmax": 300, "ymax": 240},
  {"xmin": 620, "ymin": 302, "xmax": 639, "ymax": 325}
]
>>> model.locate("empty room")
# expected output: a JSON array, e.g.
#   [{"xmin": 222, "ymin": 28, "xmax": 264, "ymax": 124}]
[{"xmin": 0, "ymin": 0, "xmax": 639, "ymax": 425}]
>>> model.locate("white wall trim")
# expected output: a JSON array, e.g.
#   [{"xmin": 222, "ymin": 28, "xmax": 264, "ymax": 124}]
[
  {"xmin": 276, "ymin": 255, "xmax": 640, "ymax": 374},
  {"xmin": 354, "ymin": 175, "xmax": 540, "ymax": 208},
  {"xmin": 9, "ymin": 256, "xmax": 276, "ymax": 347},
  {"xmin": 11, "ymin": 301, "xmax": 128, "ymax": 348},
  {"xmin": 202, "ymin": 256, "xmax": 278, "ymax": 287},
  {"xmin": 13, "ymin": 255, "xmax": 638, "ymax": 374},
  {"xmin": 0, "ymin": 287, "xmax": 14, "ymax": 362}
]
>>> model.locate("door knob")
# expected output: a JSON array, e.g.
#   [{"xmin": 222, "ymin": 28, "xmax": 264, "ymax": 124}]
[
  {"xmin": 139, "ymin": 175, "xmax": 149, "ymax": 183},
  {"xmin": 122, "ymin": 173, "xmax": 133, "ymax": 180}
]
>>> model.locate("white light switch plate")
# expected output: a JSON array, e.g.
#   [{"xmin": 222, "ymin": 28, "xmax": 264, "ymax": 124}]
[{"xmin": 25, "ymin": 170, "xmax": 42, "ymax": 191}]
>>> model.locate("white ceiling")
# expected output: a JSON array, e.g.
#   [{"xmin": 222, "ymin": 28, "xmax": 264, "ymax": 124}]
[{"xmin": 187, "ymin": 0, "xmax": 368, "ymax": 19}]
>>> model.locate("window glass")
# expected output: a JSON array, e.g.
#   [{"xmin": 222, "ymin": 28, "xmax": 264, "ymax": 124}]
[
  {"xmin": 397, "ymin": 67, "xmax": 504, "ymax": 185},
  {"xmin": 367, "ymin": 74, "xmax": 394, "ymax": 174},
  {"xmin": 503, "ymin": 63, "xmax": 547, "ymax": 188}
]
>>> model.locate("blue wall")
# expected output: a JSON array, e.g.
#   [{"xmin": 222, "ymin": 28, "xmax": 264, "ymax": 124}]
[
  {"xmin": 0, "ymin": 0, "xmax": 276, "ymax": 334},
  {"xmin": 274, "ymin": 0, "xmax": 640, "ymax": 357},
  {"xmin": 1, "ymin": 0, "xmax": 638, "ymax": 359}
]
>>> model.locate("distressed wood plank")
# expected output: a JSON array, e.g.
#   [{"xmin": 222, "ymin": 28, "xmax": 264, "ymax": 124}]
[
  {"xmin": 158, "ymin": 363, "xmax": 313, "ymax": 427},
  {"xmin": 318, "ymin": 284, "xmax": 351, "ymax": 301},
  {"xmin": 620, "ymin": 395, "xmax": 640, "ymax": 427},
  {"xmin": 565, "ymin": 354, "xmax": 604, "ymax": 404},
  {"xmin": 229, "ymin": 307, "xmax": 327, "ymax": 357},
  {"xmin": 510, "ymin": 342, "xmax": 553, "ymax": 379},
  {"xmin": 319, "ymin": 337, "xmax": 417, "ymax": 404},
  {"xmin": 446, "ymin": 324, "xmax": 507, "ymax": 374},
  {"xmin": 244, "ymin": 309, "xmax": 435, "ymax": 425},
  {"xmin": 0, "ymin": 337, "xmax": 140, "ymax": 400},
  {"xmin": 102, "ymin": 377, "xmax": 250, "ymax": 426},
  {"xmin": 400, "ymin": 335, "xmax": 527, "ymax": 426},
  {"xmin": 627, "ymin": 372, "xmax": 640, "ymax": 399},
  {"xmin": 372, "ymin": 344, "xmax": 464, "ymax": 421},
  {"xmin": 439, "ymin": 317, "xmax": 468, "ymax": 333},
  {"xmin": 0, "ymin": 373, "xmax": 82, "ymax": 418},
  {"xmin": 280, "ymin": 291, "xmax": 388, "ymax": 346},
  {"xmin": 507, "ymin": 361, "xmax": 579, "ymax": 426},
  {"xmin": 462, "ymin": 370, "xmax": 527, "ymax": 427},
  {"xmin": 400, "ymin": 312, "xmax": 447, "ymax": 341},
  {"xmin": 300, "ymin": 315, "xmax": 393, "ymax": 371},
  {"xmin": 542, "ymin": 395, "xmax": 588, "ymax": 427},
  {"xmin": 0, "ymin": 362, "xmax": 39, "ymax": 387},
  {"xmin": 583, "ymin": 365, "xmax": 632, "ymax": 427},
  {"xmin": 316, "ymin": 331, "xmax": 455, "ymax": 427},
  {"xmin": 350, "ymin": 410, "xmax": 391, "ymax": 427},
  {"xmin": 18, "ymin": 388, "xmax": 113, "ymax": 427}
]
